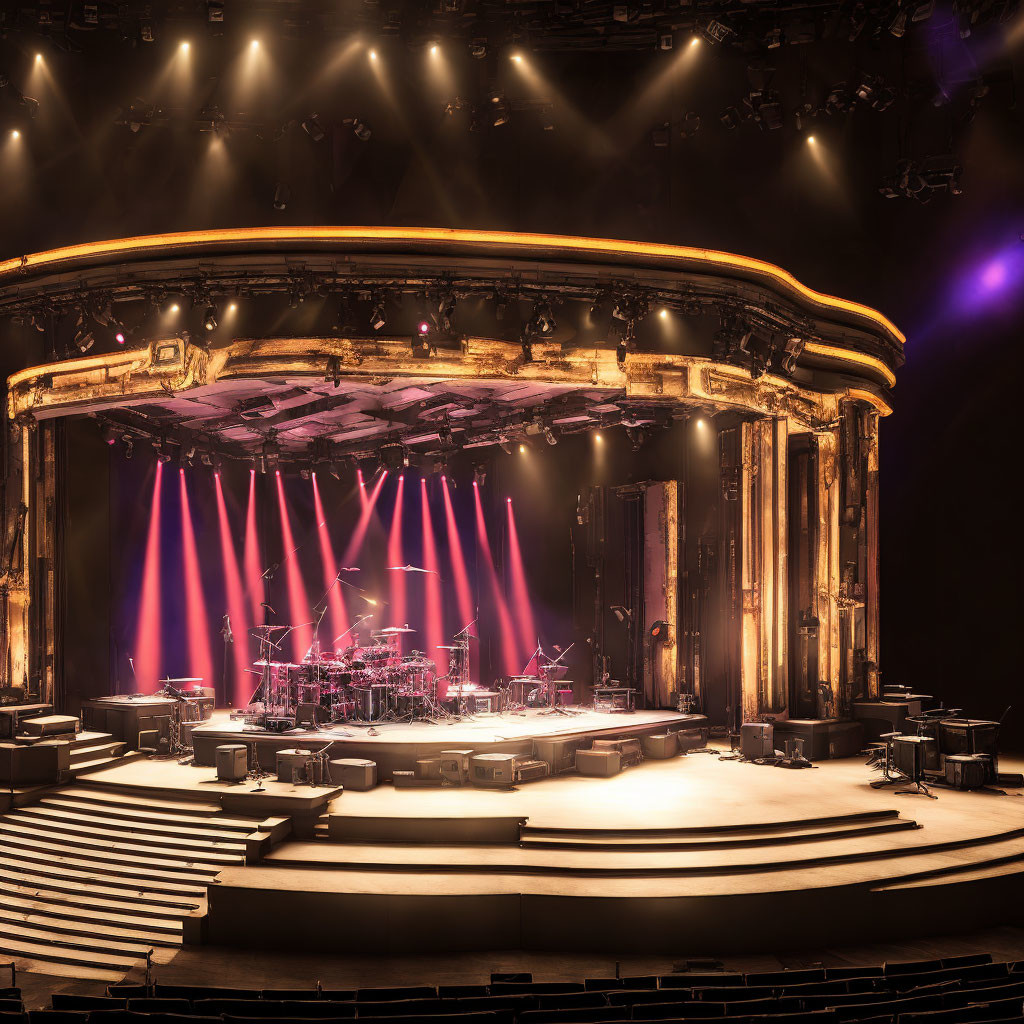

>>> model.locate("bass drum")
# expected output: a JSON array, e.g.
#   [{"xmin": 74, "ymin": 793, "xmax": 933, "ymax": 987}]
[{"xmin": 353, "ymin": 683, "xmax": 389, "ymax": 721}]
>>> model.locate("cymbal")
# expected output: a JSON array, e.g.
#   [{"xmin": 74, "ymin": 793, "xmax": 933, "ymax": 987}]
[
  {"xmin": 436, "ymin": 643, "xmax": 467, "ymax": 649},
  {"xmin": 378, "ymin": 626, "xmax": 416, "ymax": 634}
]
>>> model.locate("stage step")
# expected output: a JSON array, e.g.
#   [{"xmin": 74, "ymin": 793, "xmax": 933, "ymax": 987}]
[
  {"xmin": 15, "ymin": 805, "xmax": 250, "ymax": 849},
  {"xmin": 0, "ymin": 777, "xmax": 272, "ymax": 980},
  {"xmin": 519, "ymin": 816, "xmax": 920, "ymax": 850},
  {"xmin": 57, "ymin": 784, "xmax": 227, "ymax": 816},
  {"xmin": 0, "ymin": 884, "xmax": 185, "ymax": 934},
  {"xmin": 0, "ymin": 814, "xmax": 247, "ymax": 861},
  {"xmin": 0, "ymin": 824, "xmax": 232, "ymax": 875},
  {"xmin": 0, "ymin": 905, "xmax": 180, "ymax": 950},
  {"xmin": 69, "ymin": 739, "xmax": 126, "ymax": 766},
  {"xmin": 0, "ymin": 864, "xmax": 203, "ymax": 908},
  {"xmin": 39, "ymin": 793, "xmax": 261, "ymax": 832}
]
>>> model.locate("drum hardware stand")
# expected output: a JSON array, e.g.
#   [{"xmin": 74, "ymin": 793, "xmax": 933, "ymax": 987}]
[
  {"xmin": 220, "ymin": 613, "xmax": 233, "ymax": 709},
  {"xmin": 539, "ymin": 643, "xmax": 578, "ymax": 716}
]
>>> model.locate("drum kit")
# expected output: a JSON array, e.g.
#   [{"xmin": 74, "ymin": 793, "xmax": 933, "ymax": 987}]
[{"xmin": 238, "ymin": 617, "xmax": 478, "ymax": 731}]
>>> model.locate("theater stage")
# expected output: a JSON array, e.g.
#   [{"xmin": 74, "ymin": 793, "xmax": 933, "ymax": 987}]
[
  {"xmin": 72, "ymin": 739, "xmax": 1022, "ymax": 959},
  {"xmin": 190, "ymin": 707, "xmax": 706, "ymax": 779}
]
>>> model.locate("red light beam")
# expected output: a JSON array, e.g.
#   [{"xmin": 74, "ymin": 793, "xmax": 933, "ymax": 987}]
[
  {"xmin": 179, "ymin": 470, "xmax": 216, "ymax": 694},
  {"xmin": 215, "ymin": 473, "xmax": 251, "ymax": 707},
  {"xmin": 274, "ymin": 472, "xmax": 313, "ymax": 661},
  {"xmin": 134, "ymin": 462, "xmax": 164, "ymax": 693}
]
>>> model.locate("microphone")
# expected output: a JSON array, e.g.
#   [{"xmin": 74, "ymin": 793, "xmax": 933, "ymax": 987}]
[
  {"xmin": 261, "ymin": 563, "xmax": 279, "ymax": 581},
  {"xmin": 261, "ymin": 601, "xmax": 276, "ymax": 617}
]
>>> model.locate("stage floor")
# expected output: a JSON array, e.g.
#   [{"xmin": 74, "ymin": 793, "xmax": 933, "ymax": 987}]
[{"xmin": 190, "ymin": 706, "xmax": 703, "ymax": 777}]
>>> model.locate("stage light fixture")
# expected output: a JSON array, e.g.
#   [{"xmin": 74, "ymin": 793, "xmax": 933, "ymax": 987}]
[
  {"xmin": 518, "ymin": 444, "xmax": 526, "ymax": 454},
  {"xmin": 250, "ymin": 39, "xmax": 260, "ymax": 50},
  {"xmin": 626, "ymin": 426, "xmax": 645, "ymax": 451},
  {"xmin": 100, "ymin": 424, "xmax": 118, "ymax": 446},
  {"xmin": 594, "ymin": 432, "xmax": 604, "ymax": 443},
  {"xmin": 659, "ymin": 308, "xmax": 668, "ymax": 319},
  {"xmin": 369, "ymin": 49, "xmax": 378, "ymax": 61},
  {"xmin": 10, "ymin": 130, "xmax": 20, "ymax": 140},
  {"xmin": 511, "ymin": 53, "xmax": 523, "ymax": 64},
  {"xmin": 532, "ymin": 298, "xmax": 556, "ymax": 335},
  {"xmin": 115, "ymin": 330, "xmax": 126, "ymax": 344},
  {"xmin": 301, "ymin": 114, "xmax": 326, "ymax": 142},
  {"xmin": 180, "ymin": 41, "xmax": 190, "ymax": 52},
  {"xmin": 154, "ymin": 439, "xmax": 172, "ymax": 464},
  {"xmin": 543, "ymin": 425, "xmax": 558, "ymax": 446},
  {"xmin": 203, "ymin": 305, "xmax": 218, "ymax": 331},
  {"xmin": 696, "ymin": 418, "xmax": 706, "ymax": 429},
  {"xmin": 123, "ymin": 436, "xmax": 134, "ymax": 460},
  {"xmin": 430, "ymin": 44, "xmax": 439, "ymax": 56},
  {"xmin": 35, "ymin": 53, "xmax": 42, "ymax": 62},
  {"xmin": 300, "ymin": 467, "xmax": 311, "ymax": 480},
  {"xmin": 228, "ymin": 302, "xmax": 237, "ymax": 313},
  {"xmin": 273, "ymin": 182, "xmax": 290, "ymax": 211},
  {"xmin": 169, "ymin": 302, "xmax": 180, "ymax": 313},
  {"xmin": 807, "ymin": 135, "xmax": 816, "ymax": 144},
  {"xmin": 370, "ymin": 298, "xmax": 387, "ymax": 331},
  {"xmin": 499, "ymin": 438, "xmax": 513, "ymax": 455},
  {"xmin": 474, "ymin": 465, "xmax": 487, "ymax": 487}
]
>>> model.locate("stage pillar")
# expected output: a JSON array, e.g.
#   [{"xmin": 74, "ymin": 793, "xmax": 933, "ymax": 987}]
[
  {"xmin": 2, "ymin": 418, "xmax": 56, "ymax": 706},
  {"xmin": 739, "ymin": 417, "xmax": 789, "ymax": 722},
  {"xmin": 642, "ymin": 480, "xmax": 678, "ymax": 707},
  {"xmin": 863, "ymin": 409, "xmax": 881, "ymax": 699},
  {"xmin": 813, "ymin": 425, "xmax": 842, "ymax": 714}
]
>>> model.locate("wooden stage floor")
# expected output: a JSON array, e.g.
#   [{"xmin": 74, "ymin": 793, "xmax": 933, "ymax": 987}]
[
  {"xmin": 74, "ymin": 738, "xmax": 1024, "ymax": 956},
  {"xmin": 12, "ymin": 735, "xmax": 1024, "ymax": 965},
  {"xmin": 190, "ymin": 706, "xmax": 701, "ymax": 777}
]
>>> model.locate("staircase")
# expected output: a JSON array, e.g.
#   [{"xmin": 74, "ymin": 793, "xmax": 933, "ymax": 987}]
[{"xmin": 0, "ymin": 784, "xmax": 265, "ymax": 982}]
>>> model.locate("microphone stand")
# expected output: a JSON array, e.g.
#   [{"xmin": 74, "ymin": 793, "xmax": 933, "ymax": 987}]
[{"xmin": 220, "ymin": 614, "xmax": 233, "ymax": 709}]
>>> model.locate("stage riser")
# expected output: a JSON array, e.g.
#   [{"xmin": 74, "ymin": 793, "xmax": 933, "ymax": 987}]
[
  {"xmin": 205, "ymin": 872, "xmax": 1024, "ymax": 955},
  {"xmin": 328, "ymin": 815, "xmax": 527, "ymax": 844},
  {"xmin": 192, "ymin": 712, "xmax": 703, "ymax": 780}
]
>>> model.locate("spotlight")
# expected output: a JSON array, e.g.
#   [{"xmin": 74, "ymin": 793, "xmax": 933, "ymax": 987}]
[
  {"xmin": 169, "ymin": 303, "xmax": 180, "ymax": 314},
  {"xmin": 474, "ymin": 465, "xmax": 487, "ymax": 487},
  {"xmin": 518, "ymin": 444, "xmax": 526, "ymax": 454},
  {"xmin": 690, "ymin": 36, "xmax": 700, "ymax": 46},
  {"xmin": 100, "ymin": 424, "xmax": 118, "ymax": 446},
  {"xmin": 370, "ymin": 299, "xmax": 387, "ymax": 331},
  {"xmin": 626, "ymin": 426, "xmax": 644, "ymax": 450},
  {"xmin": 273, "ymin": 182, "xmax": 290, "ymax": 211},
  {"xmin": 369, "ymin": 49, "xmax": 378, "ymax": 61},
  {"xmin": 73, "ymin": 315, "xmax": 95, "ymax": 353},
  {"xmin": 807, "ymin": 135, "xmax": 816, "ymax": 144},
  {"xmin": 35, "ymin": 53, "xmax": 43, "ymax": 62},
  {"xmin": 659, "ymin": 308, "xmax": 668, "ymax": 319},
  {"xmin": 511, "ymin": 53, "xmax": 523, "ymax": 64},
  {"xmin": 250, "ymin": 39, "xmax": 260, "ymax": 50},
  {"xmin": 696, "ymin": 418, "xmax": 705, "ymax": 429},
  {"xmin": 594, "ymin": 432, "xmax": 604, "ymax": 443},
  {"xmin": 499, "ymin": 437, "xmax": 513, "ymax": 455},
  {"xmin": 543, "ymin": 425, "xmax": 558, "ymax": 446},
  {"xmin": 430, "ymin": 44, "xmax": 439, "ymax": 56},
  {"xmin": 417, "ymin": 319, "xmax": 431, "ymax": 336},
  {"xmin": 180, "ymin": 41, "xmax": 190, "ymax": 52},
  {"xmin": 300, "ymin": 467, "xmax": 311, "ymax": 480},
  {"xmin": 203, "ymin": 305, "xmax": 218, "ymax": 331},
  {"xmin": 114, "ymin": 330, "xmax": 126, "ymax": 345},
  {"xmin": 301, "ymin": 113, "xmax": 326, "ymax": 142},
  {"xmin": 228, "ymin": 302, "xmax": 237, "ymax": 313},
  {"xmin": 532, "ymin": 298, "xmax": 556, "ymax": 335},
  {"xmin": 154, "ymin": 438, "xmax": 172, "ymax": 464},
  {"xmin": 348, "ymin": 118, "xmax": 372, "ymax": 141},
  {"xmin": 10, "ymin": 130, "xmax": 20, "ymax": 140}
]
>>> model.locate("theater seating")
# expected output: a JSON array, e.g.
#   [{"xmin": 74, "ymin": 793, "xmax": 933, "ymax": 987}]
[{"xmin": 21, "ymin": 953, "xmax": 1021, "ymax": 1024}]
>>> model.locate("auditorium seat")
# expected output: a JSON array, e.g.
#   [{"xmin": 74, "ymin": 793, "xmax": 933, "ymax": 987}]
[
  {"xmin": 658, "ymin": 975, "xmax": 745, "ymax": 989},
  {"xmin": 356, "ymin": 988, "xmax": 438, "ymax": 1002},
  {"xmin": 154, "ymin": 989, "xmax": 261, "ymax": 1001},
  {"xmin": 193, "ymin": 1000, "xmax": 357, "ymax": 1018},
  {"xmin": 0, "ymin": 993, "xmax": 22, "ymax": 1003},
  {"xmin": 534, "ymin": 994, "xmax": 609, "ymax": 1010},
  {"xmin": 583, "ymin": 980, "xmax": 626, "ymax": 992},
  {"xmin": 489, "ymin": 984, "xmax": 587, "ymax": 996},
  {"xmin": 439, "ymin": 987, "xmax": 491, "ymax": 999},
  {"xmin": 28, "ymin": 1013, "xmax": 88, "ymax": 1024},
  {"xmin": 50, "ymin": 998, "xmax": 126, "ymax": 1012},
  {"xmin": 823, "ymin": 967, "xmax": 885, "ymax": 981},
  {"xmin": 746, "ymin": 969, "xmax": 828, "ymax": 986},
  {"xmin": 124, "ymin": 1001, "xmax": 192, "ymax": 1014},
  {"xmin": 519, "ymin": 1008, "xmax": 624, "ymax": 1024}
]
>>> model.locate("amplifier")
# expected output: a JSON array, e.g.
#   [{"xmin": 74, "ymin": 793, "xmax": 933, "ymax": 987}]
[
  {"xmin": 740, "ymin": 722, "xmax": 775, "ymax": 759},
  {"xmin": 576, "ymin": 748, "xmax": 622, "ymax": 777},
  {"xmin": 945, "ymin": 754, "xmax": 987, "ymax": 790},
  {"xmin": 892, "ymin": 735, "xmax": 934, "ymax": 781},
  {"xmin": 470, "ymin": 752, "xmax": 518, "ymax": 788},
  {"xmin": 642, "ymin": 733, "xmax": 679, "ymax": 759},
  {"xmin": 439, "ymin": 749, "xmax": 473, "ymax": 786},
  {"xmin": 592, "ymin": 737, "xmax": 643, "ymax": 767},
  {"xmin": 515, "ymin": 759, "xmax": 551, "ymax": 783},
  {"xmin": 276, "ymin": 748, "xmax": 313, "ymax": 784},
  {"xmin": 415, "ymin": 758, "xmax": 444, "ymax": 781},
  {"xmin": 533, "ymin": 735, "xmax": 587, "ymax": 774}
]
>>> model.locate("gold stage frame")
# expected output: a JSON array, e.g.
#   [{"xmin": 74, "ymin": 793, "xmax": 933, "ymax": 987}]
[{"xmin": 1, "ymin": 228, "xmax": 899, "ymax": 720}]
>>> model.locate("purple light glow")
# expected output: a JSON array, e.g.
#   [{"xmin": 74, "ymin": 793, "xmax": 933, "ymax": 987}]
[{"xmin": 952, "ymin": 241, "xmax": 1024, "ymax": 317}]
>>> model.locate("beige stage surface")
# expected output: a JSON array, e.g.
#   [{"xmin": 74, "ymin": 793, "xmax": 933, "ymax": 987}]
[{"xmin": 74, "ymin": 740, "xmax": 1024, "ymax": 954}]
